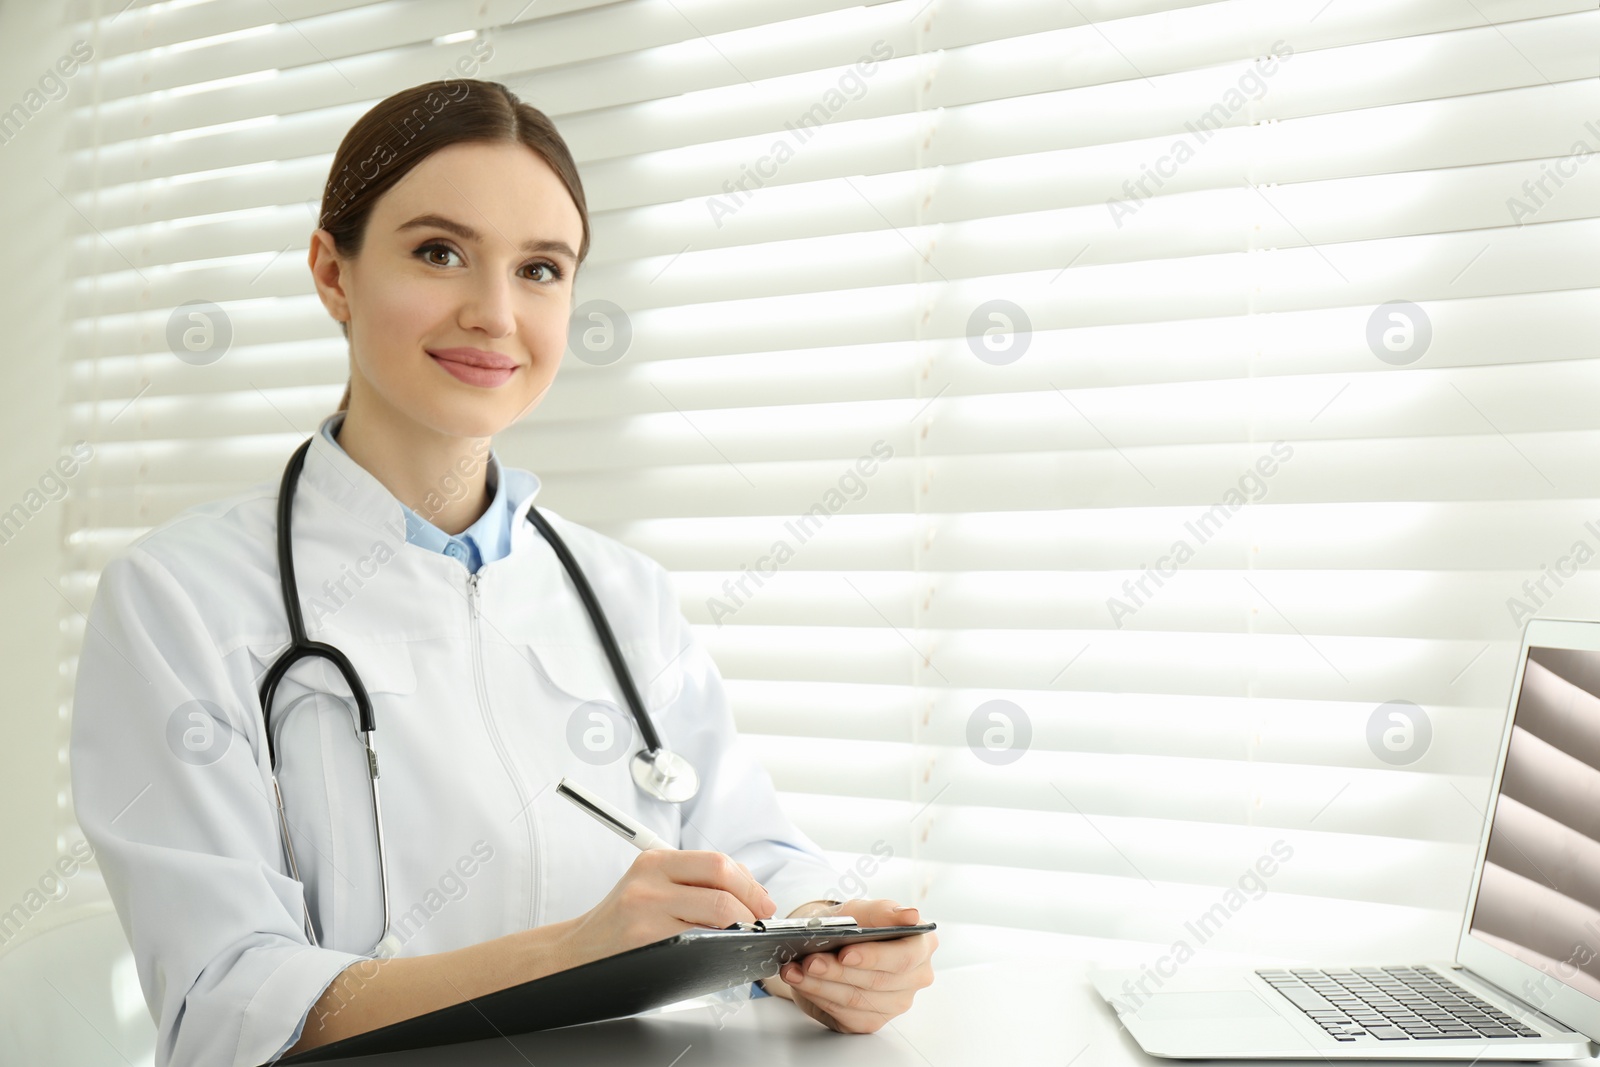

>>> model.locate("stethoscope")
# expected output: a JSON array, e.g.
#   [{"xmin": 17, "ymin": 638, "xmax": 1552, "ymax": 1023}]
[{"xmin": 257, "ymin": 436, "xmax": 699, "ymax": 952}]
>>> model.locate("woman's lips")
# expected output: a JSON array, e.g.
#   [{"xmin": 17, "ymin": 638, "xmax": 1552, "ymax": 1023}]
[{"xmin": 429, "ymin": 352, "xmax": 518, "ymax": 388}]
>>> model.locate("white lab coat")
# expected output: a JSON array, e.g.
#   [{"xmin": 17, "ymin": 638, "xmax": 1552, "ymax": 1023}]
[{"xmin": 69, "ymin": 419, "xmax": 843, "ymax": 1067}]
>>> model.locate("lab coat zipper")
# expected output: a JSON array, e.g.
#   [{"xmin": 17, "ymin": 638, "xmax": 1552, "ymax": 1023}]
[{"xmin": 466, "ymin": 569, "xmax": 540, "ymax": 931}]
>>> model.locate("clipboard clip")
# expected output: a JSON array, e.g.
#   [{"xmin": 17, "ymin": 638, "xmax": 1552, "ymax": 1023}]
[{"xmin": 723, "ymin": 915, "xmax": 859, "ymax": 932}]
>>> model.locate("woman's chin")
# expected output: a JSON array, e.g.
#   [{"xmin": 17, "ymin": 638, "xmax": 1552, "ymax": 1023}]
[{"xmin": 389, "ymin": 403, "xmax": 511, "ymax": 442}]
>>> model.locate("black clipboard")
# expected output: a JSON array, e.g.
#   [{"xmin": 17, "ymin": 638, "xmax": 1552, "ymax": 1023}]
[{"xmin": 273, "ymin": 920, "xmax": 936, "ymax": 1063}]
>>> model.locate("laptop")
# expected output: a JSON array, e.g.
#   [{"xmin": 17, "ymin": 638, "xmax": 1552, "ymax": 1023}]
[{"xmin": 1091, "ymin": 617, "xmax": 1600, "ymax": 1059}]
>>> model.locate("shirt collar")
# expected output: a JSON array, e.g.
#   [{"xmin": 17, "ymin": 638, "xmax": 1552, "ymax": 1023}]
[{"xmin": 305, "ymin": 411, "xmax": 541, "ymax": 549}]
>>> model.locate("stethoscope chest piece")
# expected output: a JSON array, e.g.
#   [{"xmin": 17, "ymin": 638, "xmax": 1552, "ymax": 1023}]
[{"xmin": 631, "ymin": 747, "xmax": 699, "ymax": 804}]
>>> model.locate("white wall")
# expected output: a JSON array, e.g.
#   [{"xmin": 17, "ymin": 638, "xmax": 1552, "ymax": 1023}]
[{"xmin": 0, "ymin": 0, "xmax": 75, "ymax": 915}]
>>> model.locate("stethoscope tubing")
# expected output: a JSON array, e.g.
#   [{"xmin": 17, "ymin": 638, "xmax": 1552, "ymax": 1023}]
[
  {"xmin": 523, "ymin": 506, "xmax": 664, "ymax": 754},
  {"xmin": 261, "ymin": 438, "xmax": 389, "ymax": 950}
]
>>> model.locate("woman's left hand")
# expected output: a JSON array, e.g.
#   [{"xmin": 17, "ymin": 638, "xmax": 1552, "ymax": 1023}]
[{"xmin": 761, "ymin": 898, "xmax": 938, "ymax": 1033}]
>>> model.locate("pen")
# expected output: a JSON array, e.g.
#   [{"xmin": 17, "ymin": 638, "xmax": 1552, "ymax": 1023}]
[
  {"xmin": 556, "ymin": 778, "xmax": 861, "ymax": 932},
  {"xmin": 555, "ymin": 777, "xmax": 674, "ymax": 852},
  {"xmin": 560, "ymin": 780, "xmax": 819, "ymax": 927}
]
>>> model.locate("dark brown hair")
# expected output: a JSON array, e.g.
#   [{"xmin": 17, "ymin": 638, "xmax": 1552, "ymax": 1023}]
[{"xmin": 317, "ymin": 79, "xmax": 590, "ymax": 412}]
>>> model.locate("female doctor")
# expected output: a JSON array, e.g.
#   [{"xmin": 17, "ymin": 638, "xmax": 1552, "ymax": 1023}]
[{"xmin": 69, "ymin": 79, "xmax": 935, "ymax": 1067}]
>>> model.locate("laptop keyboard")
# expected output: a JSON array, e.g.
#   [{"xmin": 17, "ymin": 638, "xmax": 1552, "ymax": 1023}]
[{"xmin": 1256, "ymin": 966, "xmax": 1543, "ymax": 1043}]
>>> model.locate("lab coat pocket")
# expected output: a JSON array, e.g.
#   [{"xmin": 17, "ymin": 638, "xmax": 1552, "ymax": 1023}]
[
  {"xmin": 302, "ymin": 627, "xmax": 419, "ymax": 702},
  {"xmin": 523, "ymin": 637, "xmax": 684, "ymax": 717},
  {"xmin": 522, "ymin": 635, "xmax": 687, "ymax": 773},
  {"xmin": 247, "ymin": 631, "xmax": 418, "ymax": 956}
]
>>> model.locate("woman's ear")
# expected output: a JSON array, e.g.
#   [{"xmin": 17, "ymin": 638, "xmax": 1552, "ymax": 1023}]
[{"xmin": 307, "ymin": 228, "xmax": 351, "ymax": 329}]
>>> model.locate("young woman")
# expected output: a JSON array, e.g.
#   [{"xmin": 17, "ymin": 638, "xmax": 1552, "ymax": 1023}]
[{"xmin": 70, "ymin": 79, "xmax": 936, "ymax": 1067}]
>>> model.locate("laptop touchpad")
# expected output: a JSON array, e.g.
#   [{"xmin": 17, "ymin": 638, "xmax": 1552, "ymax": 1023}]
[{"xmin": 1139, "ymin": 991, "xmax": 1282, "ymax": 1020}]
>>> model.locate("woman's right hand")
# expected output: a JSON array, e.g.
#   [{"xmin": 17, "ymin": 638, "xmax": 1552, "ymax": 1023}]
[{"xmin": 556, "ymin": 849, "xmax": 777, "ymax": 970}]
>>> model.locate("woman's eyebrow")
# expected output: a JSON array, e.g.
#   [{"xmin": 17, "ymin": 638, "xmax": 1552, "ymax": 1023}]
[{"xmin": 396, "ymin": 212, "xmax": 576, "ymax": 260}]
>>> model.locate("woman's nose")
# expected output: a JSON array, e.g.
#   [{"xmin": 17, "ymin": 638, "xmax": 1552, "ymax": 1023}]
[{"xmin": 458, "ymin": 274, "xmax": 517, "ymax": 336}]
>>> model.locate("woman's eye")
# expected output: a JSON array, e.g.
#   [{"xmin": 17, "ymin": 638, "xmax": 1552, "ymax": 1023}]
[
  {"xmin": 416, "ymin": 242, "xmax": 460, "ymax": 267},
  {"xmin": 523, "ymin": 261, "xmax": 564, "ymax": 283}
]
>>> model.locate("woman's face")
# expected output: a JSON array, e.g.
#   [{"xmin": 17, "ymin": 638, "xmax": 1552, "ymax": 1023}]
[{"xmin": 312, "ymin": 140, "xmax": 585, "ymax": 439}]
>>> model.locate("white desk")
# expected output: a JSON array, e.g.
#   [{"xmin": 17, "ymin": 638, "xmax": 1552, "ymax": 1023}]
[
  {"xmin": 309, "ymin": 957, "xmax": 1600, "ymax": 1066},
  {"xmin": 6, "ymin": 909, "xmax": 1598, "ymax": 1066}
]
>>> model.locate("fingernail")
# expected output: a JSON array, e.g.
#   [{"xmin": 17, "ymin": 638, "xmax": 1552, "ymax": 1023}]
[
  {"xmin": 841, "ymin": 952, "xmax": 860, "ymax": 966},
  {"xmin": 894, "ymin": 905, "xmax": 919, "ymax": 914},
  {"xmin": 808, "ymin": 957, "xmax": 825, "ymax": 974}
]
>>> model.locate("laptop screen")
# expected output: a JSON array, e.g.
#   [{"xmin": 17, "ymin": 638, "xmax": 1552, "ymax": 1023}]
[{"xmin": 1467, "ymin": 646, "xmax": 1600, "ymax": 1001}]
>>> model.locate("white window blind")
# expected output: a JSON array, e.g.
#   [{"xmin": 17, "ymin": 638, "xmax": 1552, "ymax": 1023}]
[{"xmin": 62, "ymin": 0, "xmax": 1600, "ymax": 965}]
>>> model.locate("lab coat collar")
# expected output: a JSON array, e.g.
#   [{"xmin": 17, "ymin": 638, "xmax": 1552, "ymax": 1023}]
[{"xmin": 305, "ymin": 412, "xmax": 542, "ymax": 543}]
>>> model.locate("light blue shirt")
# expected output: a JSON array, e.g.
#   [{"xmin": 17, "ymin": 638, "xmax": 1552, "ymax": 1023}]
[{"xmin": 321, "ymin": 412, "xmax": 512, "ymax": 574}]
